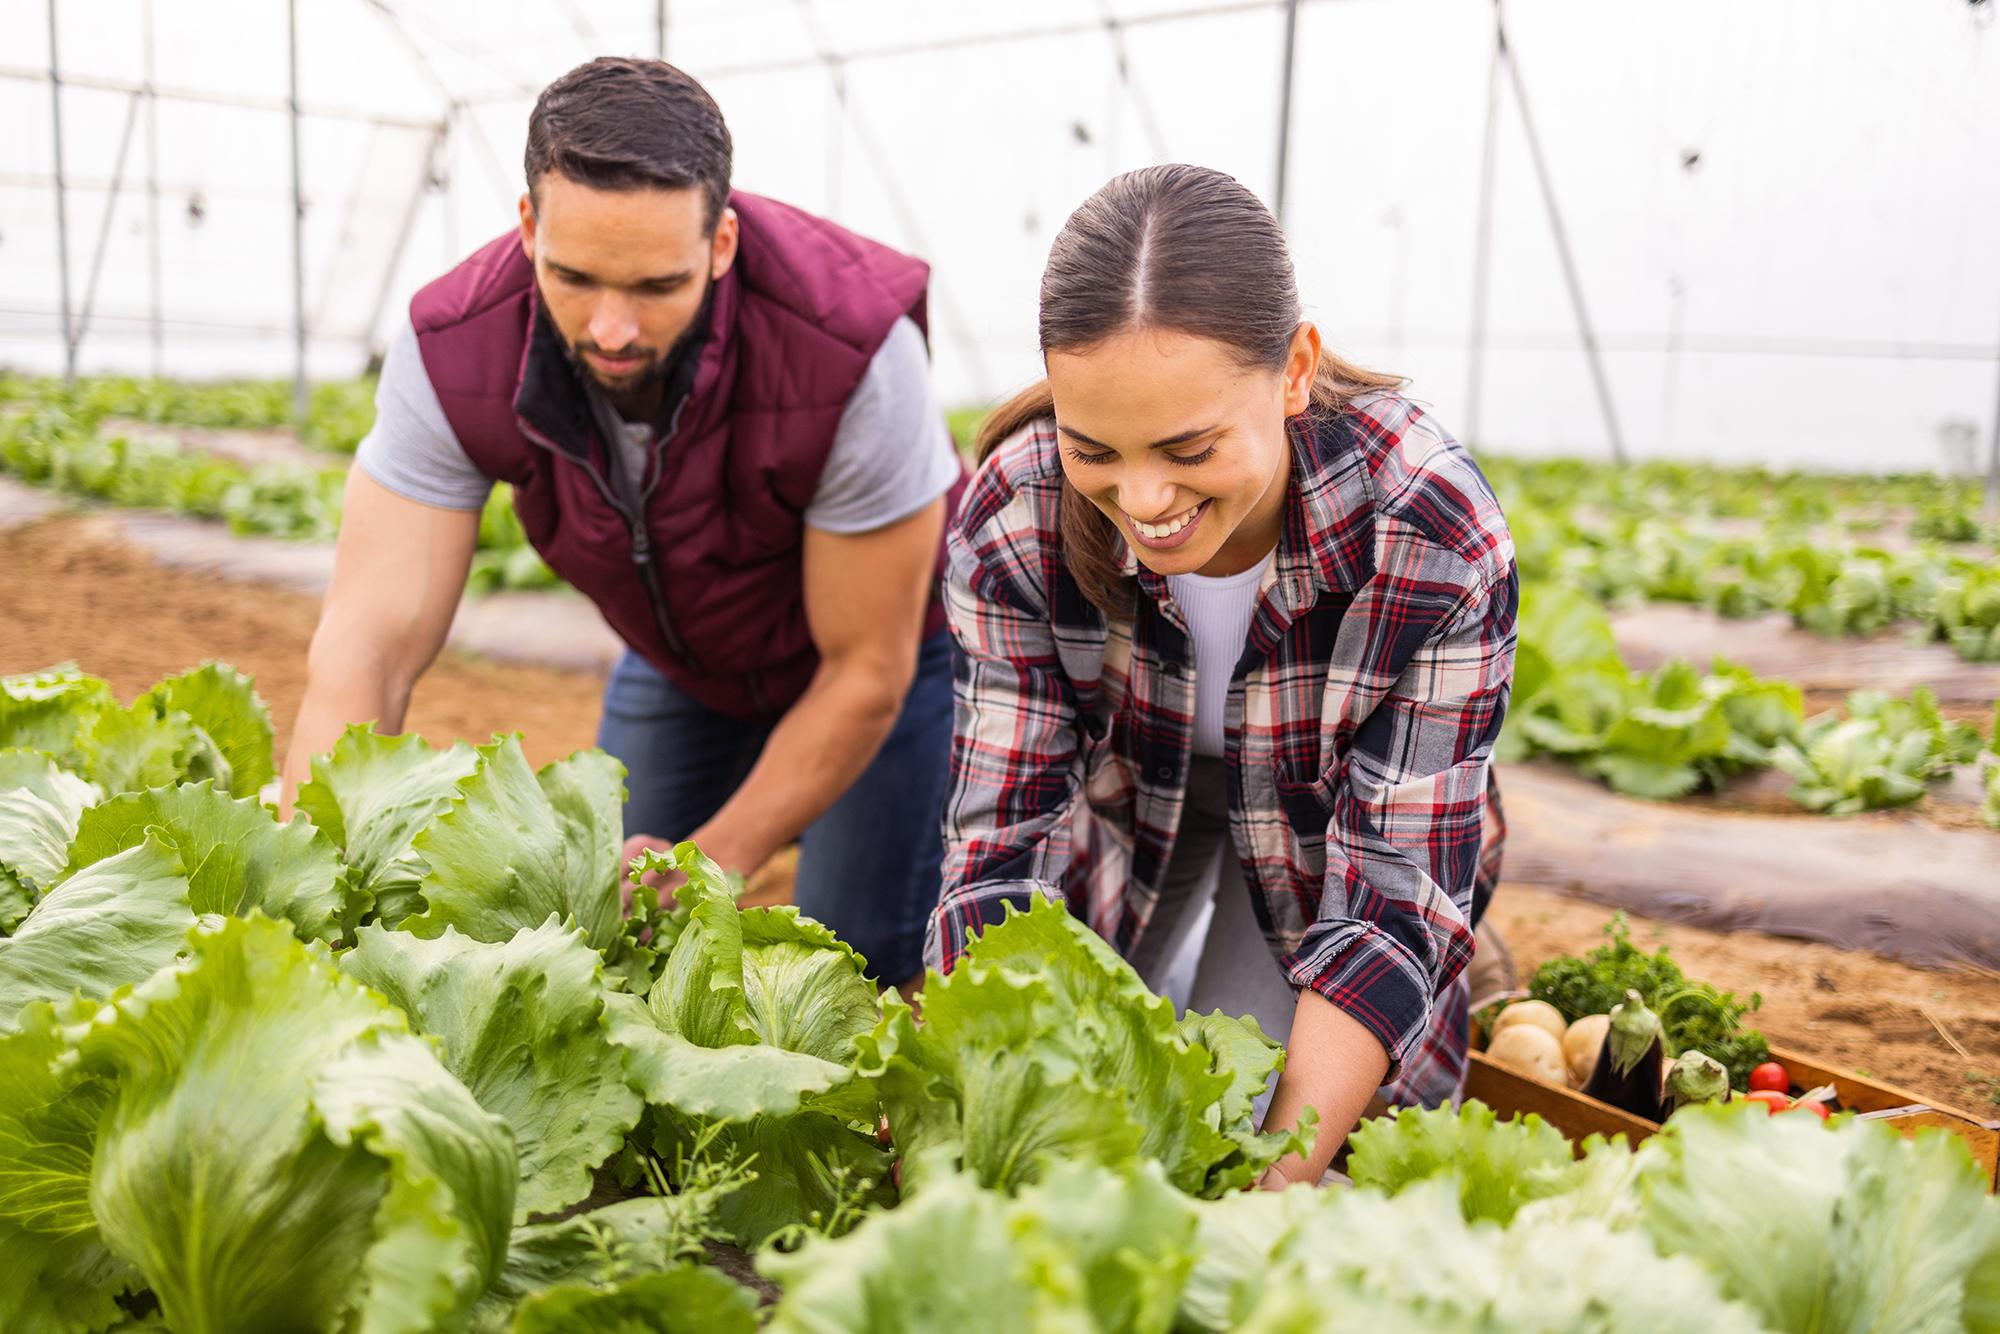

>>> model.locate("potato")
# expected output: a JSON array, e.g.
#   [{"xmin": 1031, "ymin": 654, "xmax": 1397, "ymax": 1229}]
[
  {"xmin": 1486, "ymin": 1023, "xmax": 1569, "ymax": 1087},
  {"xmin": 1490, "ymin": 999, "xmax": 1567, "ymax": 1046},
  {"xmin": 1564, "ymin": 1013, "xmax": 1612, "ymax": 1087}
]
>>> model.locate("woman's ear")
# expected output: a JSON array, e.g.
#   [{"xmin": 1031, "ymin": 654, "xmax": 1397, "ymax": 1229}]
[{"xmin": 1283, "ymin": 322, "xmax": 1321, "ymax": 416}]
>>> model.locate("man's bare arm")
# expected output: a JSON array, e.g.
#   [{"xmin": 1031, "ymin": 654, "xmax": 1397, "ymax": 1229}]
[
  {"xmin": 279, "ymin": 468, "xmax": 480, "ymax": 809},
  {"xmin": 625, "ymin": 498, "xmax": 945, "ymax": 876}
]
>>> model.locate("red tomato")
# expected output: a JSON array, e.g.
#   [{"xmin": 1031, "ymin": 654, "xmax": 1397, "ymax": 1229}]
[
  {"xmin": 1748, "ymin": 1062, "xmax": 1790, "ymax": 1094},
  {"xmin": 1788, "ymin": 1099, "xmax": 1831, "ymax": 1121},
  {"xmin": 1743, "ymin": 1090, "xmax": 1790, "ymax": 1115}
]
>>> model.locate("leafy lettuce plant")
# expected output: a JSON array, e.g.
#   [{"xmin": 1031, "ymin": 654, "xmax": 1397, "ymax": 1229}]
[
  {"xmin": 340, "ymin": 920, "xmax": 645, "ymax": 1223},
  {"xmin": 761, "ymin": 1157, "xmax": 1200, "ymax": 1334},
  {"xmin": 1774, "ymin": 686, "xmax": 1979, "ymax": 814},
  {"xmin": 605, "ymin": 843, "xmax": 894, "ymax": 1247},
  {"xmin": 858, "ymin": 895, "xmax": 1314, "ymax": 1200},
  {"xmin": 0, "ymin": 914, "xmax": 517, "ymax": 1334},
  {"xmin": 0, "ymin": 662, "xmax": 273, "ymax": 802},
  {"xmin": 299, "ymin": 729, "xmax": 625, "ymax": 947},
  {"xmin": 0, "ymin": 782, "xmax": 346, "ymax": 1031}
]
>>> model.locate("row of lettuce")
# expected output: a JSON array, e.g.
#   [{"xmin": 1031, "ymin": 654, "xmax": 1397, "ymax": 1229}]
[
  {"xmin": 0, "ymin": 371, "xmax": 376, "ymax": 453},
  {"xmin": 0, "ymin": 399, "xmax": 556, "ymax": 595},
  {"xmin": 4, "ymin": 661, "xmax": 1999, "ymax": 1333},
  {"xmin": 1508, "ymin": 581, "xmax": 2000, "ymax": 824},
  {"xmin": 1491, "ymin": 456, "xmax": 2000, "ymax": 662}
]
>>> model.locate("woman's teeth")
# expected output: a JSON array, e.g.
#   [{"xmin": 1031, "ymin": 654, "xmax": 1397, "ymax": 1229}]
[{"xmin": 1129, "ymin": 504, "xmax": 1203, "ymax": 540}]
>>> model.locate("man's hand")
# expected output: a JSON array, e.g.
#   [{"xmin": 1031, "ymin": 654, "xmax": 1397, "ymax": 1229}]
[{"xmin": 619, "ymin": 833, "xmax": 677, "ymax": 914}]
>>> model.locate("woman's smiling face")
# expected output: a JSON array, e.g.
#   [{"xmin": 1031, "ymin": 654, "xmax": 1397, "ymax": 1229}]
[{"xmin": 1046, "ymin": 323, "xmax": 1319, "ymax": 578}]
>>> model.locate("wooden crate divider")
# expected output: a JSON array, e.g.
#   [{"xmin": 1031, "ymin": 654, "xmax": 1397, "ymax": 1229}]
[{"xmin": 1464, "ymin": 1043, "xmax": 1999, "ymax": 1192}]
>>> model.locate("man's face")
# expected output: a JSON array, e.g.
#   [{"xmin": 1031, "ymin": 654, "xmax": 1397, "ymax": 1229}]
[{"xmin": 518, "ymin": 172, "xmax": 738, "ymax": 393}]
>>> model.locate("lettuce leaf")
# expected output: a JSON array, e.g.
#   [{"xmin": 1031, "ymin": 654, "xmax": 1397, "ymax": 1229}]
[
  {"xmin": 72, "ymin": 914, "xmax": 517, "ymax": 1334},
  {"xmin": 340, "ymin": 920, "xmax": 643, "ymax": 1222},
  {"xmin": 1345, "ymin": 1101, "xmax": 1584, "ymax": 1224},
  {"xmin": 296, "ymin": 724, "xmax": 481, "ymax": 927},
  {"xmin": 63, "ymin": 780, "xmax": 346, "ymax": 943},
  {"xmin": 0, "ymin": 667, "xmax": 116, "ymax": 770},
  {"xmin": 508, "ymin": 1266, "xmax": 757, "ymax": 1333},
  {"xmin": 470, "ymin": 1184, "xmax": 750, "ymax": 1329},
  {"xmin": 861, "ymin": 896, "xmax": 1310, "ymax": 1198},
  {"xmin": 0, "ymin": 834, "xmax": 201, "ymax": 1034},
  {"xmin": 1235, "ymin": 1176, "xmax": 1765, "ymax": 1334},
  {"xmin": 761, "ymin": 1158, "xmax": 1197, "ymax": 1334},
  {"xmin": 0, "ymin": 999, "xmax": 143, "ymax": 1334},
  {"xmin": 0, "ymin": 749, "xmax": 99, "ymax": 933},
  {"xmin": 1632, "ymin": 1103, "xmax": 2000, "ymax": 1333},
  {"xmin": 403, "ymin": 737, "xmax": 626, "ymax": 952},
  {"xmin": 136, "ymin": 662, "xmax": 274, "ymax": 799}
]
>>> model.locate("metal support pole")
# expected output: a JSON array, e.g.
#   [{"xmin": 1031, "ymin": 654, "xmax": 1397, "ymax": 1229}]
[
  {"xmin": 1273, "ymin": 0, "xmax": 1300, "ymax": 228},
  {"xmin": 1984, "ymin": 306, "xmax": 2000, "ymax": 521},
  {"xmin": 1495, "ymin": 2, "xmax": 1627, "ymax": 464},
  {"xmin": 287, "ymin": 0, "xmax": 308, "ymax": 421},
  {"xmin": 656, "ymin": 0, "xmax": 667, "ymax": 59},
  {"xmin": 74, "ymin": 91, "xmax": 142, "ymax": 352},
  {"xmin": 143, "ymin": 0, "xmax": 163, "ymax": 375},
  {"xmin": 47, "ymin": 0, "xmax": 76, "ymax": 381},
  {"xmin": 363, "ymin": 121, "xmax": 448, "ymax": 346},
  {"xmin": 1100, "ymin": 4, "xmax": 1169, "ymax": 162},
  {"xmin": 1464, "ymin": 27, "xmax": 1502, "ymax": 446}
]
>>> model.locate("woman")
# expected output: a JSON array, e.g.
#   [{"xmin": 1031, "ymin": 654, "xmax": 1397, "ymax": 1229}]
[{"xmin": 924, "ymin": 165, "xmax": 1516, "ymax": 1187}]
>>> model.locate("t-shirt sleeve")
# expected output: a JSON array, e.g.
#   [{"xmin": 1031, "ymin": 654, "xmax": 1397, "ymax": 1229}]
[
  {"xmin": 353, "ymin": 316, "xmax": 494, "ymax": 512},
  {"xmin": 804, "ymin": 315, "xmax": 963, "ymax": 534}
]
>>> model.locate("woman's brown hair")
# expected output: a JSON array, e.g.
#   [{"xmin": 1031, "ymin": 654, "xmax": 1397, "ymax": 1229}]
[{"xmin": 976, "ymin": 164, "xmax": 1400, "ymax": 615}]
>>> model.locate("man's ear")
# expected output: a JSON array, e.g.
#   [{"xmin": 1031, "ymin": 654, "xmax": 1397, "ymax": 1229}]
[
  {"xmin": 518, "ymin": 192, "xmax": 537, "ymax": 262},
  {"xmin": 709, "ymin": 206, "xmax": 740, "ymax": 282}
]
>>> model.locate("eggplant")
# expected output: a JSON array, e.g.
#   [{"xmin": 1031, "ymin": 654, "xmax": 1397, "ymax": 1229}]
[
  {"xmin": 1665, "ymin": 1050, "xmax": 1731, "ymax": 1114},
  {"xmin": 1582, "ymin": 988, "xmax": 1666, "ymax": 1120}
]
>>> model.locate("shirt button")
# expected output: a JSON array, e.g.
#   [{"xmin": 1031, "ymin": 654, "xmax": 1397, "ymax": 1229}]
[
  {"xmin": 1154, "ymin": 764, "xmax": 1176, "ymax": 781},
  {"xmin": 1163, "ymin": 661, "xmax": 1183, "ymax": 678}
]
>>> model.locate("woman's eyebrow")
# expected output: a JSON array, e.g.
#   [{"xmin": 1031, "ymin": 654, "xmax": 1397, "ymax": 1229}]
[{"xmin": 1058, "ymin": 423, "xmax": 1219, "ymax": 450}]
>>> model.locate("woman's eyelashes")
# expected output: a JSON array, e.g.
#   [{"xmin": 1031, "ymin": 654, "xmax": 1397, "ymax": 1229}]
[
  {"xmin": 1063, "ymin": 446, "xmax": 1116, "ymax": 466},
  {"xmin": 1063, "ymin": 444, "xmax": 1218, "ymax": 468}
]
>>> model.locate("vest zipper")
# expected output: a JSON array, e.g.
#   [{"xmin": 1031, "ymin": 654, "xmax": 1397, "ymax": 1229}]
[{"xmin": 514, "ymin": 414, "xmax": 698, "ymax": 671}]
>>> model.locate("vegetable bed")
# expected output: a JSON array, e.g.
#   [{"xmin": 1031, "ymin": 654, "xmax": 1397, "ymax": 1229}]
[{"xmin": 5, "ymin": 659, "xmax": 1999, "ymax": 1331}]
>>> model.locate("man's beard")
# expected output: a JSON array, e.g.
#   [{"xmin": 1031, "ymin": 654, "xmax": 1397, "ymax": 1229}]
[{"xmin": 562, "ymin": 274, "xmax": 714, "ymax": 399}]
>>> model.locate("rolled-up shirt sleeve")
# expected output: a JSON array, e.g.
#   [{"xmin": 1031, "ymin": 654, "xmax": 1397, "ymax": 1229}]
[
  {"xmin": 1279, "ymin": 559, "xmax": 1518, "ymax": 1078},
  {"xmin": 924, "ymin": 492, "xmax": 1082, "ymax": 975}
]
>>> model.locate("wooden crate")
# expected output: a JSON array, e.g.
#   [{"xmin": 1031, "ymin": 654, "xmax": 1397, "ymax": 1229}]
[{"xmin": 1464, "ymin": 1042, "xmax": 2000, "ymax": 1192}]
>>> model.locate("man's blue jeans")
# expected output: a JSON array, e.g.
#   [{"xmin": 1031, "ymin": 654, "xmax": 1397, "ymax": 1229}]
[{"xmin": 595, "ymin": 630, "xmax": 954, "ymax": 984}]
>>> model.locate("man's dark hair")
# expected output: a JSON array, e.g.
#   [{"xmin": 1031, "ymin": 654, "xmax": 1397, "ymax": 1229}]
[{"xmin": 524, "ymin": 57, "xmax": 733, "ymax": 231}]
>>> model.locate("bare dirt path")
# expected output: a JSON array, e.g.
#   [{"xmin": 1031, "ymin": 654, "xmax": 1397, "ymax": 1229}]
[{"xmin": 0, "ymin": 513, "xmax": 606, "ymax": 768}]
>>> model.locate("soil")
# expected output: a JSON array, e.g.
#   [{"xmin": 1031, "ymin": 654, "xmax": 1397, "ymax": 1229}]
[
  {"xmin": 1490, "ymin": 882, "xmax": 2000, "ymax": 1118},
  {"xmin": 3, "ymin": 508, "xmax": 1994, "ymax": 1120},
  {"xmin": 0, "ymin": 514, "xmax": 604, "ymax": 768}
]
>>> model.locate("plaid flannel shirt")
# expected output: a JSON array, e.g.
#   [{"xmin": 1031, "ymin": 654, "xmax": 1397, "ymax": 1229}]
[{"xmin": 924, "ymin": 391, "xmax": 1516, "ymax": 1106}]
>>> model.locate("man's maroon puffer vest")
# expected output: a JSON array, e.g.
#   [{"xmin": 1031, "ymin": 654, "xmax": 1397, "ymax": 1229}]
[{"xmin": 410, "ymin": 191, "xmax": 963, "ymax": 718}]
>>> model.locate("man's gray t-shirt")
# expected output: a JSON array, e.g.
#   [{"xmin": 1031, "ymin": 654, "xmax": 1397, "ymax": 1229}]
[{"xmin": 355, "ymin": 314, "xmax": 960, "ymax": 533}]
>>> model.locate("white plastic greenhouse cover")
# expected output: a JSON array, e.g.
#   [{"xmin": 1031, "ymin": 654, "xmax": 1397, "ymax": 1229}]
[{"xmin": 2, "ymin": 0, "xmax": 1997, "ymax": 473}]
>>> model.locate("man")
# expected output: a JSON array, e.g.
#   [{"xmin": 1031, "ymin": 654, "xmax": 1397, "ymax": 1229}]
[{"xmin": 281, "ymin": 57, "xmax": 964, "ymax": 986}]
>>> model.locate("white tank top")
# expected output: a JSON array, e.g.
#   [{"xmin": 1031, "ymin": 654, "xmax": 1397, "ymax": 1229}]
[{"xmin": 1165, "ymin": 553, "xmax": 1275, "ymax": 757}]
